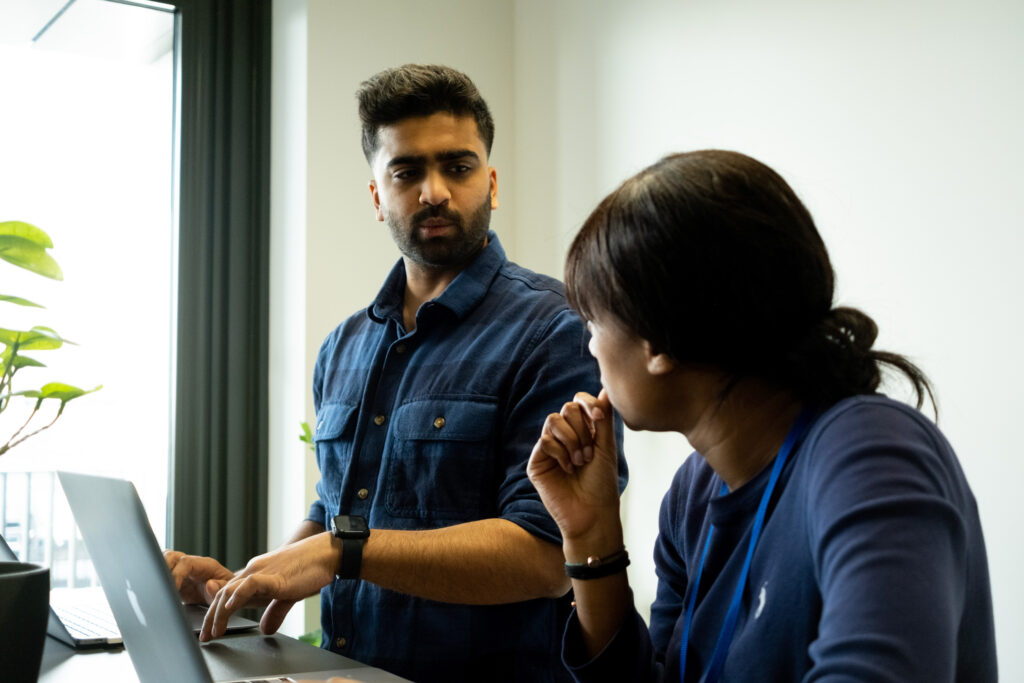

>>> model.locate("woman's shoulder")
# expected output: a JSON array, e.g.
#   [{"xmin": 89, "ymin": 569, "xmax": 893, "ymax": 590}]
[
  {"xmin": 816, "ymin": 392, "xmax": 933, "ymax": 425},
  {"xmin": 808, "ymin": 393, "xmax": 947, "ymax": 454},
  {"xmin": 799, "ymin": 393, "xmax": 972, "ymax": 508}
]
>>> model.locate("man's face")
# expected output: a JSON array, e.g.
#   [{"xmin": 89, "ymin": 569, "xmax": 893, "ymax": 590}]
[{"xmin": 369, "ymin": 112, "xmax": 498, "ymax": 270}]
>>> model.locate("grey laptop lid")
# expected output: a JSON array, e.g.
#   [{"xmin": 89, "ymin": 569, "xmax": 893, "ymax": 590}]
[
  {"xmin": 56, "ymin": 471, "xmax": 401, "ymax": 683},
  {"xmin": 58, "ymin": 471, "xmax": 214, "ymax": 681}
]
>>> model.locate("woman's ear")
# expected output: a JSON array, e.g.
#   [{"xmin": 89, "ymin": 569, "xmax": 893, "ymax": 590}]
[{"xmin": 643, "ymin": 340, "xmax": 676, "ymax": 376}]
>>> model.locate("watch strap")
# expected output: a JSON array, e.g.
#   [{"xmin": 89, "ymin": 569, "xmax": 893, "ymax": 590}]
[{"xmin": 338, "ymin": 536, "xmax": 364, "ymax": 580}]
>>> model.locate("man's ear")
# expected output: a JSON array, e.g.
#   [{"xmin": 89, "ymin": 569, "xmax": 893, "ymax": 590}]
[
  {"xmin": 369, "ymin": 180, "xmax": 384, "ymax": 222},
  {"xmin": 489, "ymin": 167, "xmax": 498, "ymax": 210},
  {"xmin": 644, "ymin": 340, "xmax": 676, "ymax": 376}
]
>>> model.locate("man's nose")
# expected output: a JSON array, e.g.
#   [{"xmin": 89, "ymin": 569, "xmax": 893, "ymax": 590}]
[{"xmin": 419, "ymin": 171, "xmax": 451, "ymax": 206}]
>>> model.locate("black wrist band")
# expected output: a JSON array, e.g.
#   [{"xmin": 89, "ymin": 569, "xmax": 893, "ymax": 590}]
[
  {"xmin": 338, "ymin": 537, "xmax": 364, "ymax": 580},
  {"xmin": 331, "ymin": 515, "xmax": 369, "ymax": 580},
  {"xmin": 564, "ymin": 547, "xmax": 630, "ymax": 580}
]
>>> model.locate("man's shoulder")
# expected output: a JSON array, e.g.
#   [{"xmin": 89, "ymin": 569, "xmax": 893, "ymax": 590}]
[
  {"xmin": 492, "ymin": 259, "xmax": 568, "ymax": 304},
  {"xmin": 316, "ymin": 306, "xmax": 377, "ymax": 354}
]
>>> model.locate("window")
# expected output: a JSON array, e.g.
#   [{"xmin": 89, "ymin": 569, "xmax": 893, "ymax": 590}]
[
  {"xmin": 2, "ymin": 0, "xmax": 271, "ymax": 578},
  {"xmin": 0, "ymin": 0, "xmax": 175, "ymax": 582}
]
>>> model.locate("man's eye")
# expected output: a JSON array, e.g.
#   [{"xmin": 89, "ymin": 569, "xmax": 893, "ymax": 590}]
[
  {"xmin": 448, "ymin": 164, "xmax": 471, "ymax": 174},
  {"xmin": 393, "ymin": 169, "xmax": 421, "ymax": 181}
]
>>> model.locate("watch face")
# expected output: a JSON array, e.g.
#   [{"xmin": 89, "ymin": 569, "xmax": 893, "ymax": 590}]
[{"xmin": 334, "ymin": 515, "xmax": 369, "ymax": 538}]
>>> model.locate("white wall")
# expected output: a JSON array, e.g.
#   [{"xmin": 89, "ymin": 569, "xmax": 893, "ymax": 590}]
[{"xmin": 273, "ymin": 0, "xmax": 1024, "ymax": 674}]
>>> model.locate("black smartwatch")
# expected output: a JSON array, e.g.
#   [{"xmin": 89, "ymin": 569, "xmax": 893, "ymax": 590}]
[{"xmin": 331, "ymin": 515, "xmax": 370, "ymax": 580}]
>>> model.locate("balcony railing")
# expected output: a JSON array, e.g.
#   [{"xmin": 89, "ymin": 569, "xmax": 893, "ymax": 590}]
[{"xmin": 0, "ymin": 470, "xmax": 101, "ymax": 588}]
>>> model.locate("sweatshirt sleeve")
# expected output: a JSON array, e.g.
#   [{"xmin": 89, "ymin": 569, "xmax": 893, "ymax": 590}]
[
  {"xmin": 804, "ymin": 400, "xmax": 974, "ymax": 681},
  {"xmin": 561, "ymin": 461, "xmax": 699, "ymax": 683},
  {"xmin": 562, "ymin": 593, "xmax": 661, "ymax": 682}
]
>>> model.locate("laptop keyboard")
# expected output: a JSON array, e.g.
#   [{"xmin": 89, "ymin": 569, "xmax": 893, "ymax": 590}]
[{"xmin": 52, "ymin": 603, "xmax": 121, "ymax": 640}]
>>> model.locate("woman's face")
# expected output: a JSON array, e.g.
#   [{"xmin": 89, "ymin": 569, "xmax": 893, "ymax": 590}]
[
  {"xmin": 586, "ymin": 316, "xmax": 661, "ymax": 431},
  {"xmin": 586, "ymin": 314, "xmax": 725, "ymax": 434}
]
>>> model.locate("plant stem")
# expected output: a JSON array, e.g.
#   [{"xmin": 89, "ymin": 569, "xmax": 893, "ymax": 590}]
[{"xmin": 0, "ymin": 405, "xmax": 62, "ymax": 455}]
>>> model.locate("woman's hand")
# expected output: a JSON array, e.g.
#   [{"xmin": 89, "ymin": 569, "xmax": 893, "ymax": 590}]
[{"xmin": 527, "ymin": 389, "xmax": 623, "ymax": 551}]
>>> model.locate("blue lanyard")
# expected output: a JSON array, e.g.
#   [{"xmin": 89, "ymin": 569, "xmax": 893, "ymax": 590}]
[{"xmin": 678, "ymin": 409, "xmax": 813, "ymax": 683}]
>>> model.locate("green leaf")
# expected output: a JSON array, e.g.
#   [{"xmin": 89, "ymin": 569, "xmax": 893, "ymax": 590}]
[
  {"xmin": 2, "ymin": 383, "xmax": 99, "ymax": 408},
  {"xmin": 36, "ymin": 382, "xmax": 102, "ymax": 402},
  {"xmin": 0, "ymin": 222, "xmax": 63, "ymax": 280},
  {"xmin": 0, "ymin": 294, "xmax": 44, "ymax": 308},
  {"xmin": 0, "ymin": 221, "xmax": 53, "ymax": 248},
  {"xmin": 0, "ymin": 326, "xmax": 73, "ymax": 350},
  {"xmin": 299, "ymin": 421, "xmax": 314, "ymax": 450},
  {"xmin": 6, "ymin": 389, "xmax": 42, "ymax": 399},
  {"xmin": 11, "ymin": 354, "xmax": 45, "ymax": 369}
]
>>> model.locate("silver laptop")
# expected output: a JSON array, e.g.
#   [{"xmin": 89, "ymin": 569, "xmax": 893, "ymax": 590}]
[
  {"xmin": 0, "ymin": 532, "xmax": 120, "ymax": 647},
  {"xmin": 57, "ymin": 471, "xmax": 405, "ymax": 683},
  {"xmin": 1, "ymin": 522, "xmax": 256, "ymax": 649}
]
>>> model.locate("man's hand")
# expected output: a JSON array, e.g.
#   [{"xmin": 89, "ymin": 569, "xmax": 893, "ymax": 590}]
[
  {"xmin": 164, "ymin": 550, "xmax": 235, "ymax": 606},
  {"xmin": 201, "ymin": 531, "xmax": 339, "ymax": 642}
]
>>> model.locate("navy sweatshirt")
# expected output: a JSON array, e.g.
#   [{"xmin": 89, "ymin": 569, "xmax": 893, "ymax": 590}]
[{"xmin": 564, "ymin": 394, "xmax": 997, "ymax": 682}]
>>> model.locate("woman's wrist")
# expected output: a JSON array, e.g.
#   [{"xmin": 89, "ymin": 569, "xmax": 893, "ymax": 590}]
[{"xmin": 562, "ymin": 522, "xmax": 625, "ymax": 565}]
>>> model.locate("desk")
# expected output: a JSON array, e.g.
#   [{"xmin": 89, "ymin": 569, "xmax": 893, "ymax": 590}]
[{"xmin": 39, "ymin": 631, "xmax": 410, "ymax": 682}]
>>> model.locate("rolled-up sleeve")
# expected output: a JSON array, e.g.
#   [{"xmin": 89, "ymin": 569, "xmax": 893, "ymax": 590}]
[{"xmin": 497, "ymin": 308, "xmax": 627, "ymax": 544}]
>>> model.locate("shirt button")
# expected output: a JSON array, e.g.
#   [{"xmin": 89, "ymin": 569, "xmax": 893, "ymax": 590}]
[
  {"xmin": 335, "ymin": 637, "xmax": 347, "ymax": 648},
  {"xmin": 357, "ymin": 488, "xmax": 369, "ymax": 500},
  {"xmin": 433, "ymin": 416, "xmax": 446, "ymax": 429},
  {"xmin": 373, "ymin": 414, "xmax": 386, "ymax": 426},
  {"xmin": 395, "ymin": 343, "xmax": 406, "ymax": 354}
]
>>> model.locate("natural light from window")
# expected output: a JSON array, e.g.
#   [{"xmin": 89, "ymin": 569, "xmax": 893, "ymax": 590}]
[{"xmin": 0, "ymin": 0, "xmax": 175, "ymax": 584}]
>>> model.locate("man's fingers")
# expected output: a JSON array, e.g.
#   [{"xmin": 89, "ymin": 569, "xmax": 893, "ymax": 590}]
[
  {"xmin": 204, "ymin": 578, "xmax": 227, "ymax": 603},
  {"xmin": 206, "ymin": 573, "xmax": 286, "ymax": 639},
  {"xmin": 202, "ymin": 580, "xmax": 245, "ymax": 641},
  {"xmin": 164, "ymin": 550, "xmax": 187, "ymax": 590},
  {"xmin": 260, "ymin": 598, "xmax": 297, "ymax": 635}
]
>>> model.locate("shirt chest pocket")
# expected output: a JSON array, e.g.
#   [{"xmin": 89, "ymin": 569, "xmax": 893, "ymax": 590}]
[
  {"xmin": 384, "ymin": 398, "xmax": 498, "ymax": 522},
  {"xmin": 313, "ymin": 402, "xmax": 358, "ymax": 519}
]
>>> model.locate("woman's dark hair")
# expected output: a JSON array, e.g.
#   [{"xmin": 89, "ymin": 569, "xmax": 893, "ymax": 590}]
[
  {"xmin": 357, "ymin": 64, "xmax": 495, "ymax": 162},
  {"xmin": 566, "ymin": 150, "xmax": 934, "ymax": 410}
]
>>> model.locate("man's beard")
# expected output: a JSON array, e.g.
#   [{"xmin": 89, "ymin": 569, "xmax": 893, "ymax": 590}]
[{"xmin": 384, "ymin": 194, "xmax": 491, "ymax": 269}]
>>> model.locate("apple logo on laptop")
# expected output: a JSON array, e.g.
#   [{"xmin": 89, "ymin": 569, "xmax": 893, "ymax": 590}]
[{"xmin": 125, "ymin": 579, "xmax": 147, "ymax": 627}]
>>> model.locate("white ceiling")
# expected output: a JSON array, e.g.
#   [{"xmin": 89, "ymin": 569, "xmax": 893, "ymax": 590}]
[
  {"xmin": 0, "ymin": 0, "xmax": 173, "ymax": 63},
  {"xmin": 0, "ymin": 0, "xmax": 70, "ymax": 44}
]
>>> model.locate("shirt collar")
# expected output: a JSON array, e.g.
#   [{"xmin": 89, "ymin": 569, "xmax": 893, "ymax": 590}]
[{"xmin": 367, "ymin": 230, "xmax": 506, "ymax": 325}]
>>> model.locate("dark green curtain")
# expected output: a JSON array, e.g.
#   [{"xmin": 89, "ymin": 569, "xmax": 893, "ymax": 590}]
[{"xmin": 171, "ymin": 0, "xmax": 271, "ymax": 570}]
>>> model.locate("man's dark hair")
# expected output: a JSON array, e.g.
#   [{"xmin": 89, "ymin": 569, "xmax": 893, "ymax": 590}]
[
  {"xmin": 565, "ymin": 149, "xmax": 935, "ymax": 411},
  {"xmin": 357, "ymin": 64, "xmax": 495, "ymax": 163}
]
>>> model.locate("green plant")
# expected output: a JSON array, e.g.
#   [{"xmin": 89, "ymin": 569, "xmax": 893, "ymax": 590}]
[
  {"xmin": 1, "ymin": 221, "xmax": 99, "ymax": 456},
  {"xmin": 299, "ymin": 421, "xmax": 314, "ymax": 451}
]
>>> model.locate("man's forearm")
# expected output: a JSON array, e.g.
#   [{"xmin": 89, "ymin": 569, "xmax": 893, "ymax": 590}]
[
  {"xmin": 357, "ymin": 518, "xmax": 570, "ymax": 604},
  {"xmin": 284, "ymin": 519, "xmax": 326, "ymax": 547}
]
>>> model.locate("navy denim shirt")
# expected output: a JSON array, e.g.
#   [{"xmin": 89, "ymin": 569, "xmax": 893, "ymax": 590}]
[{"xmin": 308, "ymin": 232, "xmax": 626, "ymax": 683}]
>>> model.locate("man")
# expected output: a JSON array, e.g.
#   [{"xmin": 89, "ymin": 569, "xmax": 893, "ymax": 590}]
[{"xmin": 165, "ymin": 64, "xmax": 625, "ymax": 682}]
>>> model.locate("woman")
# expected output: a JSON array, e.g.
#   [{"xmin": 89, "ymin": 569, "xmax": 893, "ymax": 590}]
[{"xmin": 527, "ymin": 150, "xmax": 996, "ymax": 682}]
